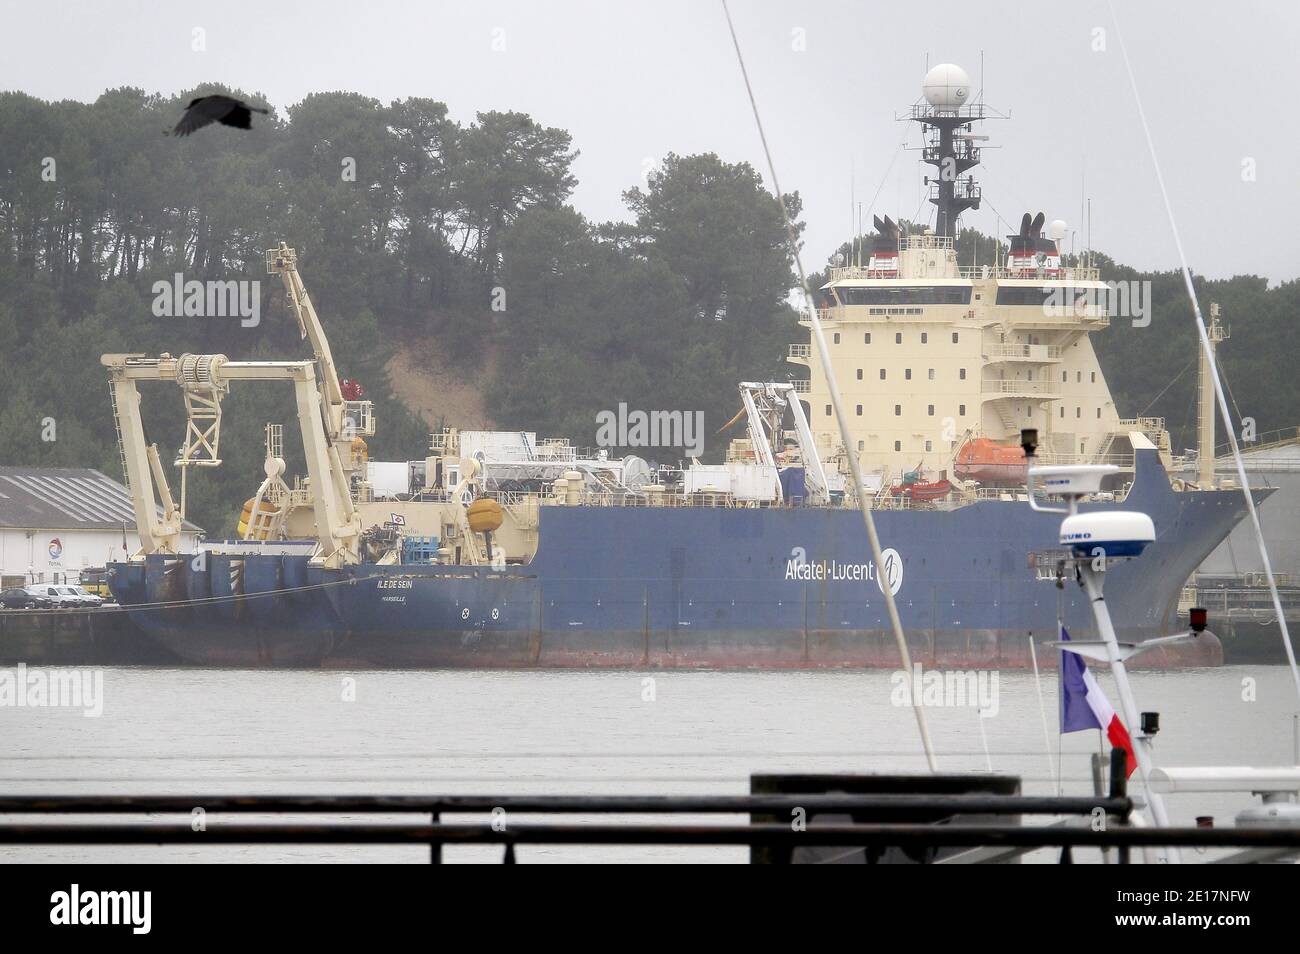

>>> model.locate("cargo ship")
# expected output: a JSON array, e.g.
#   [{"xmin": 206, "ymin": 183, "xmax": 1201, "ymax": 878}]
[{"xmin": 105, "ymin": 65, "xmax": 1260, "ymax": 668}]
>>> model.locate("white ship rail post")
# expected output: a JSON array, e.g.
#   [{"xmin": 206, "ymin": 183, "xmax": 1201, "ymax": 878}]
[
  {"xmin": 721, "ymin": 1, "xmax": 938, "ymax": 771},
  {"xmin": 1021, "ymin": 426, "xmax": 1201, "ymax": 862}
]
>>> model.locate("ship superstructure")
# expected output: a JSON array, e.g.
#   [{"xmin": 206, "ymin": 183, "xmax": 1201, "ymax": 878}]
[
  {"xmin": 792, "ymin": 64, "xmax": 1165, "ymax": 495},
  {"xmin": 795, "ymin": 229, "xmax": 1143, "ymax": 482}
]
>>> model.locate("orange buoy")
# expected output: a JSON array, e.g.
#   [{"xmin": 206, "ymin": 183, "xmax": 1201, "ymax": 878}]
[
  {"xmin": 466, "ymin": 497, "xmax": 504, "ymax": 534},
  {"xmin": 237, "ymin": 496, "xmax": 281, "ymax": 540}
]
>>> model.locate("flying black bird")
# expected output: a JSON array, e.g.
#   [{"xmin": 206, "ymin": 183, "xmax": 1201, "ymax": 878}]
[{"xmin": 171, "ymin": 95, "xmax": 269, "ymax": 137}]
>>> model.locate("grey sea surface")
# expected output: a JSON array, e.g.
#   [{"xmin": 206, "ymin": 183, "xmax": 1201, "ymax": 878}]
[{"xmin": 1, "ymin": 665, "xmax": 1295, "ymax": 863}]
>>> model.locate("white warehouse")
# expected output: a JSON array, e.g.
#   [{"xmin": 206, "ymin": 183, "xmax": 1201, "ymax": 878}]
[{"xmin": 0, "ymin": 466, "xmax": 203, "ymax": 588}]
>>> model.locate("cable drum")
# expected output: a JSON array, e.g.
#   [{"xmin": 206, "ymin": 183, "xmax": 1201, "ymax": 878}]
[{"xmin": 176, "ymin": 353, "xmax": 228, "ymax": 389}]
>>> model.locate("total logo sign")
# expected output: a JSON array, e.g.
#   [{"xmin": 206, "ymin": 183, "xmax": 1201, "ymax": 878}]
[
  {"xmin": 785, "ymin": 545, "xmax": 904, "ymax": 596},
  {"xmin": 48, "ymin": 537, "xmax": 63, "ymax": 563}
]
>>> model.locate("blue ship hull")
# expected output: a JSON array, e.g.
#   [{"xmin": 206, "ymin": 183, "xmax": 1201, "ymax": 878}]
[{"xmin": 108, "ymin": 450, "xmax": 1256, "ymax": 668}]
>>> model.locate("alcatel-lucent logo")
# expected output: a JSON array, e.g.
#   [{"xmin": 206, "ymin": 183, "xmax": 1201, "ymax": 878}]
[{"xmin": 784, "ymin": 546, "xmax": 903, "ymax": 596}]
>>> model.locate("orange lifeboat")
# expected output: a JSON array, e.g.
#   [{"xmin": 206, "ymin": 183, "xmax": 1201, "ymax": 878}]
[
  {"xmin": 953, "ymin": 438, "xmax": 1027, "ymax": 485},
  {"xmin": 890, "ymin": 478, "xmax": 953, "ymax": 502}
]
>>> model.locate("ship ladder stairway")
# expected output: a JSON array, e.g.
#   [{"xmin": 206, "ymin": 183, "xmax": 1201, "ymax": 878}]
[
  {"xmin": 452, "ymin": 505, "xmax": 489, "ymax": 565},
  {"xmin": 244, "ymin": 500, "xmax": 279, "ymax": 541},
  {"xmin": 589, "ymin": 467, "xmax": 640, "ymax": 502},
  {"xmin": 993, "ymin": 400, "xmax": 1019, "ymax": 437},
  {"xmin": 1092, "ymin": 431, "xmax": 1117, "ymax": 465},
  {"xmin": 872, "ymin": 467, "xmax": 893, "ymax": 508},
  {"xmin": 109, "ymin": 384, "xmax": 131, "ymax": 493}
]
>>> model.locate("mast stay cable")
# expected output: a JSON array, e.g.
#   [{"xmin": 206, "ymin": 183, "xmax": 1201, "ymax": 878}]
[
  {"xmin": 1108, "ymin": 0, "xmax": 1300, "ymax": 701},
  {"xmin": 720, "ymin": 0, "xmax": 939, "ymax": 771}
]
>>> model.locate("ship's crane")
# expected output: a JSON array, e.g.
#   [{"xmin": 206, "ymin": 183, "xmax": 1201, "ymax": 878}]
[
  {"xmin": 104, "ymin": 352, "xmax": 362, "ymax": 566},
  {"xmin": 737, "ymin": 382, "xmax": 832, "ymax": 505},
  {"xmin": 266, "ymin": 243, "xmax": 376, "ymax": 473},
  {"xmin": 103, "ymin": 244, "xmax": 373, "ymax": 568}
]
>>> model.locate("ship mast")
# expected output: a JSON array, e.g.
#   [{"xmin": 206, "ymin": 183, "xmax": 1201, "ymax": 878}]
[
  {"xmin": 1197, "ymin": 302, "xmax": 1229, "ymax": 487},
  {"xmin": 908, "ymin": 64, "xmax": 990, "ymax": 237}
]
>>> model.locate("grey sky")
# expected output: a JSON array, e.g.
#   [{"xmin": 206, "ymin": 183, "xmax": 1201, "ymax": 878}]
[{"xmin": 6, "ymin": 0, "xmax": 1296, "ymax": 282}]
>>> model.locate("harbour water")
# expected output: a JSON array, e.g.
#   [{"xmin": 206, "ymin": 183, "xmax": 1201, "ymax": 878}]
[{"xmin": 1, "ymin": 664, "xmax": 1295, "ymax": 863}]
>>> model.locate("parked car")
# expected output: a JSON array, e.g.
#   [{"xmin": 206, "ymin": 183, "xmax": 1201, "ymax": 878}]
[
  {"xmin": 56, "ymin": 585, "xmax": 98, "ymax": 608},
  {"xmin": 24, "ymin": 584, "xmax": 83, "ymax": 608},
  {"xmin": 70, "ymin": 586, "xmax": 104, "ymax": 608},
  {"xmin": 0, "ymin": 587, "xmax": 51, "ymax": 609}
]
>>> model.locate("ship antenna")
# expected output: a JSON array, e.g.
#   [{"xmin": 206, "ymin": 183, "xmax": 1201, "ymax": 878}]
[
  {"xmin": 849, "ymin": 158, "xmax": 856, "ymax": 267},
  {"xmin": 1108, "ymin": 0, "xmax": 1299, "ymax": 700},
  {"xmin": 720, "ymin": 0, "xmax": 939, "ymax": 772},
  {"xmin": 855, "ymin": 201, "xmax": 860, "ymax": 267}
]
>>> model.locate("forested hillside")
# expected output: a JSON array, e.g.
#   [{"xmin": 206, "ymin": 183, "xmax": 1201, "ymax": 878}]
[
  {"xmin": 1, "ymin": 85, "xmax": 1295, "ymax": 536},
  {"xmin": 0, "ymin": 86, "xmax": 799, "ymax": 534}
]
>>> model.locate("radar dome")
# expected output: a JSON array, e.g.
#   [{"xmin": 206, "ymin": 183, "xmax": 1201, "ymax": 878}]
[
  {"xmin": 1048, "ymin": 219, "xmax": 1068, "ymax": 241},
  {"xmin": 922, "ymin": 64, "xmax": 971, "ymax": 111}
]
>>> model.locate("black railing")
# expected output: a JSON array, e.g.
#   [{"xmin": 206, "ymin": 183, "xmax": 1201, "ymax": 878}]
[
  {"xmin": 0, "ymin": 792, "xmax": 1138, "ymax": 864},
  {"xmin": 1, "ymin": 752, "xmax": 1296, "ymax": 863}
]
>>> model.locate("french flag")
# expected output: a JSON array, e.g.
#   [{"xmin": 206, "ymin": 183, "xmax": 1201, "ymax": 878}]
[{"xmin": 1059, "ymin": 626, "xmax": 1137, "ymax": 777}]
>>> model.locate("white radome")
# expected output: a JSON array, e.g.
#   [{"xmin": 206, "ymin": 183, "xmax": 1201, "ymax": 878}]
[
  {"xmin": 1048, "ymin": 219, "xmax": 1068, "ymax": 241},
  {"xmin": 922, "ymin": 64, "xmax": 971, "ymax": 110}
]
